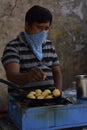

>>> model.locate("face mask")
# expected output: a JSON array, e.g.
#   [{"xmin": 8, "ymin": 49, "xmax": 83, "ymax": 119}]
[{"xmin": 24, "ymin": 31, "xmax": 48, "ymax": 61}]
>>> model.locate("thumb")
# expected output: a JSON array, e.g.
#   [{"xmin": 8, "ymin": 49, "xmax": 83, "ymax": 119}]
[{"xmin": 43, "ymin": 72, "xmax": 47, "ymax": 80}]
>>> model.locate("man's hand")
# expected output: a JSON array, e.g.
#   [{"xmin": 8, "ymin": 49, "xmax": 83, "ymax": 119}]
[{"xmin": 27, "ymin": 67, "xmax": 47, "ymax": 82}]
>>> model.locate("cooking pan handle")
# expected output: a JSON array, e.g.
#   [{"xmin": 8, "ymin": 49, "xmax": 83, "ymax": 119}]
[{"xmin": 0, "ymin": 78, "xmax": 20, "ymax": 90}]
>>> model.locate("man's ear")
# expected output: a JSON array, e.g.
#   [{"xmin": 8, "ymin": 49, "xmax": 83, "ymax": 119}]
[{"xmin": 25, "ymin": 22, "xmax": 29, "ymax": 31}]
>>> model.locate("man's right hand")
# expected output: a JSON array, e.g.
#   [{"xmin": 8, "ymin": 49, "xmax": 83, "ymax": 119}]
[{"xmin": 27, "ymin": 67, "xmax": 47, "ymax": 82}]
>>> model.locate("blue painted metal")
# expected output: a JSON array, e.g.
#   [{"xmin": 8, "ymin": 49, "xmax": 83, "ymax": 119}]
[{"xmin": 8, "ymin": 96, "xmax": 87, "ymax": 130}]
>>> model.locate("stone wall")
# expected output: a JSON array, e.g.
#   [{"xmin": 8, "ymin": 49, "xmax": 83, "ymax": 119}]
[{"xmin": 0, "ymin": 0, "xmax": 87, "ymax": 108}]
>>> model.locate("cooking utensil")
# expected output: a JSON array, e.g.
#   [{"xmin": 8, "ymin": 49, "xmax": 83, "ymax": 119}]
[
  {"xmin": 75, "ymin": 75, "xmax": 87, "ymax": 99},
  {"xmin": 0, "ymin": 78, "xmax": 73, "ymax": 106},
  {"xmin": 13, "ymin": 85, "xmax": 61, "ymax": 104},
  {"xmin": 24, "ymin": 87, "xmax": 62, "ymax": 104},
  {"xmin": 0, "ymin": 78, "xmax": 20, "ymax": 90},
  {"xmin": 0, "ymin": 79, "xmax": 73, "ymax": 106},
  {"xmin": 0, "ymin": 78, "xmax": 62, "ymax": 103}
]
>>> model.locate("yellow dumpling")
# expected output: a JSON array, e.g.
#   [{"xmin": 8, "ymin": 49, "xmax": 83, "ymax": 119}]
[
  {"xmin": 37, "ymin": 95, "xmax": 44, "ymax": 99},
  {"xmin": 41, "ymin": 89, "xmax": 51, "ymax": 98},
  {"xmin": 43, "ymin": 89, "xmax": 51, "ymax": 94},
  {"xmin": 35, "ymin": 89, "xmax": 42, "ymax": 97},
  {"xmin": 53, "ymin": 89, "xmax": 60, "ymax": 97},
  {"xmin": 29, "ymin": 91, "xmax": 36, "ymax": 95},
  {"xmin": 26, "ymin": 93, "xmax": 36, "ymax": 99},
  {"xmin": 45, "ymin": 95, "xmax": 53, "ymax": 99},
  {"xmin": 35, "ymin": 89, "xmax": 42, "ymax": 94}
]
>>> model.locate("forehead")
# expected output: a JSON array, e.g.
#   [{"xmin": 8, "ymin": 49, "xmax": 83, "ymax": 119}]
[{"xmin": 33, "ymin": 22, "xmax": 50, "ymax": 27}]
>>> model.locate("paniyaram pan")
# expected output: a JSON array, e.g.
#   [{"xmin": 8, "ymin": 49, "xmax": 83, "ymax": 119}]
[
  {"xmin": 22, "ymin": 86, "xmax": 62, "ymax": 104},
  {"xmin": 0, "ymin": 78, "xmax": 62, "ymax": 104}
]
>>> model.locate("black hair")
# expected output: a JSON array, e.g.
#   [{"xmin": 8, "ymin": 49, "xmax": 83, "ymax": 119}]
[{"xmin": 25, "ymin": 5, "xmax": 52, "ymax": 25}]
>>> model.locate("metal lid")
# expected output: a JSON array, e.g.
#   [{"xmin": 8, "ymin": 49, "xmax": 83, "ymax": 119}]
[{"xmin": 76, "ymin": 75, "xmax": 87, "ymax": 79}]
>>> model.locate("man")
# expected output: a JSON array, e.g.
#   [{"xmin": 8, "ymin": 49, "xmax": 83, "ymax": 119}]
[{"xmin": 1, "ymin": 5, "xmax": 62, "ymax": 91}]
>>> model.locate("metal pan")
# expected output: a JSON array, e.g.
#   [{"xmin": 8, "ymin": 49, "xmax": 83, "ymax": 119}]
[
  {"xmin": 10, "ymin": 85, "xmax": 62, "ymax": 103},
  {"xmin": 0, "ymin": 78, "xmax": 25, "ymax": 95},
  {"xmin": 0, "ymin": 78, "xmax": 61, "ymax": 103},
  {"xmin": 0, "ymin": 78, "xmax": 20, "ymax": 90},
  {"xmin": 0, "ymin": 78, "xmax": 73, "ymax": 105},
  {"xmin": 26, "ymin": 95, "xmax": 61, "ymax": 104},
  {"xmin": 21, "ymin": 86, "xmax": 62, "ymax": 104}
]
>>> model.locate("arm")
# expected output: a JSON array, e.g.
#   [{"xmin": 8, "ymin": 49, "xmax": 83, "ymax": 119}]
[
  {"xmin": 4, "ymin": 62, "xmax": 47, "ymax": 86},
  {"xmin": 52, "ymin": 65, "xmax": 62, "ymax": 91}
]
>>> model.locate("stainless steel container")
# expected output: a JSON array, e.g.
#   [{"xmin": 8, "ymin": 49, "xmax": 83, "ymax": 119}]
[{"xmin": 76, "ymin": 75, "xmax": 87, "ymax": 99}]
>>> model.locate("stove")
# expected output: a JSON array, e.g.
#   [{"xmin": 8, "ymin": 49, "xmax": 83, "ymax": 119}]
[
  {"xmin": 0, "ymin": 78, "xmax": 87, "ymax": 129},
  {"xmin": 8, "ymin": 93, "xmax": 87, "ymax": 130}
]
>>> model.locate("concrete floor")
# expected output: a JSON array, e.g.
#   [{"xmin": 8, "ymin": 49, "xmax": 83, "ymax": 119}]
[{"xmin": 0, "ymin": 113, "xmax": 18, "ymax": 130}]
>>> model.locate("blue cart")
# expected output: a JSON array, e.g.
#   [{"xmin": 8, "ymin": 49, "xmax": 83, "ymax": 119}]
[{"xmin": 8, "ymin": 96, "xmax": 87, "ymax": 130}]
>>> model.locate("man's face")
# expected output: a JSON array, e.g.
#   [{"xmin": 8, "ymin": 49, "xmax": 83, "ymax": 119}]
[{"xmin": 26, "ymin": 22, "xmax": 50, "ymax": 34}]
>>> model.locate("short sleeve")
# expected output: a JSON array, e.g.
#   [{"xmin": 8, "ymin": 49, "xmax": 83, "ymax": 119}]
[
  {"xmin": 51, "ymin": 45, "xmax": 59, "ymax": 67},
  {"xmin": 1, "ymin": 42, "xmax": 20, "ymax": 66}
]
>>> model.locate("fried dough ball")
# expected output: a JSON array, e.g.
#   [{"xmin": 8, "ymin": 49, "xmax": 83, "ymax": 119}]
[
  {"xmin": 26, "ymin": 93, "xmax": 36, "ymax": 99},
  {"xmin": 35, "ymin": 89, "xmax": 42, "ymax": 97},
  {"xmin": 35, "ymin": 89, "xmax": 42, "ymax": 94},
  {"xmin": 43, "ymin": 89, "xmax": 51, "ymax": 95},
  {"xmin": 45, "ymin": 95, "xmax": 53, "ymax": 99},
  {"xmin": 41, "ymin": 89, "xmax": 51, "ymax": 98},
  {"xmin": 29, "ymin": 91, "xmax": 36, "ymax": 95},
  {"xmin": 53, "ymin": 89, "xmax": 60, "ymax": 97},
  {"xmin": 41, "ymin": 92, "xmax": 47, "ymax": 98},
  {"xmin": 45, "ymin": 89, "xmax": 51, "ymax": 94},
  {"xmin": 37, "ymin": 95, "xmax": 44, "ymax": 99}
]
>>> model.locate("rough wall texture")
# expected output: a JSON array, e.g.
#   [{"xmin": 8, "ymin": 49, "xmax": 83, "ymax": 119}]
[{"xmin": 0, "ymin": 0, "xmax": 87, "ymax": 108}]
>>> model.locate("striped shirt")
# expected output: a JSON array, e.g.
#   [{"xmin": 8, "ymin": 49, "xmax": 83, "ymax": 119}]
[{"xmin": 1, "ymin": 32, "xmax": 59, "ymax": 88}]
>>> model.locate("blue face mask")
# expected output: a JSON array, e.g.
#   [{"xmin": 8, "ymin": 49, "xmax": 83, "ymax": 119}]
[{"xmin": 24, "ymin": 31, "xmax": 48, "ymax": 61}]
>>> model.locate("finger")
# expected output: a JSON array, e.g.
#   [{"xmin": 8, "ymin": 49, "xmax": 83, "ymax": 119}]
[
  {"xmin": 42, "ymin": 72, "xmax": 47, "ymax": 80},
  {"xmin": 32, "ymin": 67, "xmax": 44, "ymax": 80}
]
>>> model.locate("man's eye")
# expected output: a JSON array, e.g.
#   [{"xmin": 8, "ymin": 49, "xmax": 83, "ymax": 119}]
[
  {"xmin": 45, "ymin": 27, "xmax": 49, "ymax": 30},
  {"xmin": 38, "ymin": 26, "xmax": 49, "ymax": 30},
  {"xmin": 37, "ymin": 26, "xmax": 43, "ymax": 30}
]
